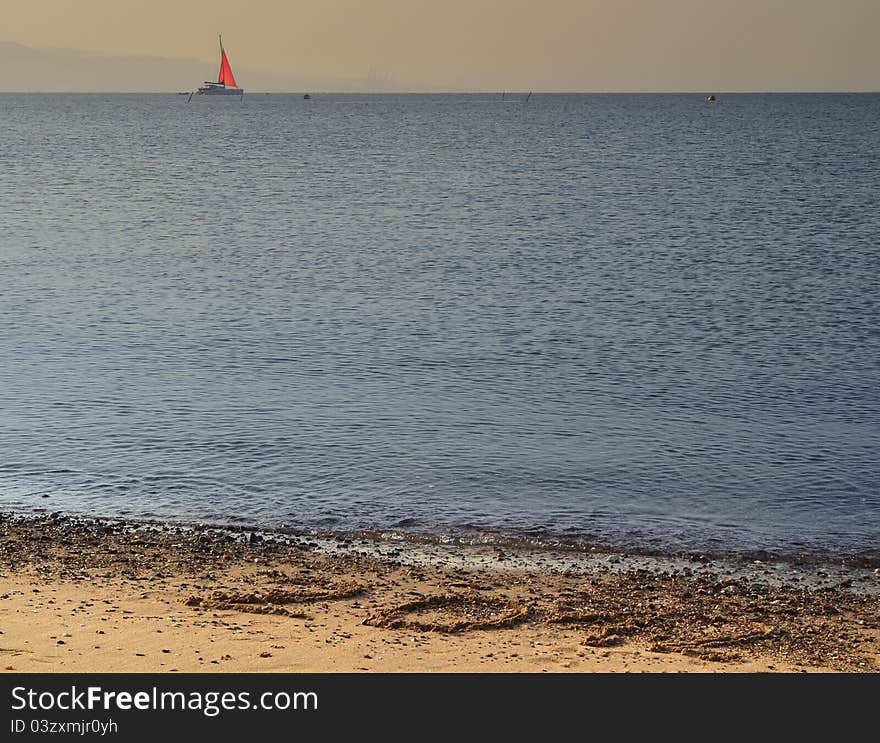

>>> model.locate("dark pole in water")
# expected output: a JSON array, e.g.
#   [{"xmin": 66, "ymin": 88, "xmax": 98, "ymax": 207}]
[
  {"xmin": 525, "ymin": 91, "xmax": 532, "ymax": 102},
  {"xmin": 186, "ymin": 91, "xmax": 194, "ymax": 103}
]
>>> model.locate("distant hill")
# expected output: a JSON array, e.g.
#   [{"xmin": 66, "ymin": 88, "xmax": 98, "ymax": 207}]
[{"xmin": 0, "ymin": 40, "xmax": 390, "ymax": 93}]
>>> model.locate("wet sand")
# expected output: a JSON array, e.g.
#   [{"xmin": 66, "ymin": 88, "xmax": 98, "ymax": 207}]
[{"xmin": 1, "ymin": 513, "xmax": 878, "ymax": 673}]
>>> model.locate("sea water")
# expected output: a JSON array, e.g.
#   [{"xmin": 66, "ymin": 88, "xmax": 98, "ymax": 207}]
[{"xmin": 0, "ymin": 93, "xmax": 878, "ymax": 560}]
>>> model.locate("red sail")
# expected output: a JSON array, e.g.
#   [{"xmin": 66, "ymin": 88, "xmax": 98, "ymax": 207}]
[{"xmin": 218, "ymin": 48, "xmax": 237, "ymax": 87}]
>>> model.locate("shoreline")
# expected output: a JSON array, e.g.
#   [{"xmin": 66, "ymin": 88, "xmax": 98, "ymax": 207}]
[
  {"xmin": 1, "ymin": 511, "xmax": 878, "ymax": 673},
  {"xmin": 10, "ymin": 505, "xmax": 880, "ymax": 570}
]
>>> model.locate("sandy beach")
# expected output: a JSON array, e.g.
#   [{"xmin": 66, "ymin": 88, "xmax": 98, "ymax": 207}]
[{"xmin": 1, "ymin": 512, "xmax": 878, "ymax": 673}]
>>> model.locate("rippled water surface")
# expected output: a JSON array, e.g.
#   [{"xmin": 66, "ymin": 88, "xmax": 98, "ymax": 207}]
[{"xmin": 1, "ymin": 93, "xmax": 878, "ymax": 558}]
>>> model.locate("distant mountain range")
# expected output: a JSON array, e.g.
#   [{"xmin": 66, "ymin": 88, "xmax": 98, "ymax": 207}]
[{"xmin": 0, "ymin": 40, "xmax": 410, "ymax": 93}]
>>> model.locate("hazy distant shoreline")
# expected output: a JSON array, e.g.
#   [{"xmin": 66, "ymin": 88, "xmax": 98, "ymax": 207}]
[
  {"xmin": 0, "ymin": 39, "xmax": 412, "ymax": 94},
  {"xmin": 2, "ymin": 41, "xmax": 877, "ymax": 94}
]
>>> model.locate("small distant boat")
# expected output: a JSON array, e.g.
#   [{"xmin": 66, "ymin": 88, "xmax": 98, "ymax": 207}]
[
  {"xmin": 196, "ymin": 35, "xmax": 243, "ymax": 96},
  {"xmin": 707, "ymin": 94, "xmax": 716, "ymax": 102},
  {"xmin": 303, "ymin": 93, "xmax": 311, "ymax": 100}
]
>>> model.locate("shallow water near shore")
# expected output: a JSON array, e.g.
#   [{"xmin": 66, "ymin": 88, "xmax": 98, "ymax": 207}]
[{"xmin": 0, "ymin": 93, "xmax": 878, "ymax": 561}]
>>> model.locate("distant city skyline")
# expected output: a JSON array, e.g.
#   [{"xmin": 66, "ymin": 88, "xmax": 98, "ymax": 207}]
[{"xmin": 3, "ymin": 0, "xmax": 879, "ymax": 92}]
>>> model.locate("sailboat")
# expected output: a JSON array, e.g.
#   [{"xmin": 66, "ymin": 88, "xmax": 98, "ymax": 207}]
[{"xmin": 196, "ymin": 35, "xmax": 243, "ymax": 96}]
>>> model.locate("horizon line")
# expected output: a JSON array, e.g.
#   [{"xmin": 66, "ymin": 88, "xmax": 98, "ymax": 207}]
[{"xmin": 1, "ymin": 89, "xmax": 879, "ymax": 95}]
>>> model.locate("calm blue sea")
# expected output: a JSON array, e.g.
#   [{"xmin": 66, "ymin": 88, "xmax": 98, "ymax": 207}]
[{"xmin": 0, "ymin": 93, "xmax": 878, "ymax": 559}]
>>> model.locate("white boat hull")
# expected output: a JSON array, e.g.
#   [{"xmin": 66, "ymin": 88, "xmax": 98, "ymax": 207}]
[{"xmin": 196, "ymin": 85, "xmax": 243, "ymax": 96}]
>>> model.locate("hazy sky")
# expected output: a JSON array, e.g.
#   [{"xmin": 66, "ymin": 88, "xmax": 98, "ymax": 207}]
[{"xmin": 4, "ymin": 0, "xmax": 879, "ymax": 91}]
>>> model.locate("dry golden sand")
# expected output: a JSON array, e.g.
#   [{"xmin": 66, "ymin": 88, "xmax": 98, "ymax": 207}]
[{"xmin": 1, "ymin": 514, "xmax": 878, "ymax": 673}]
